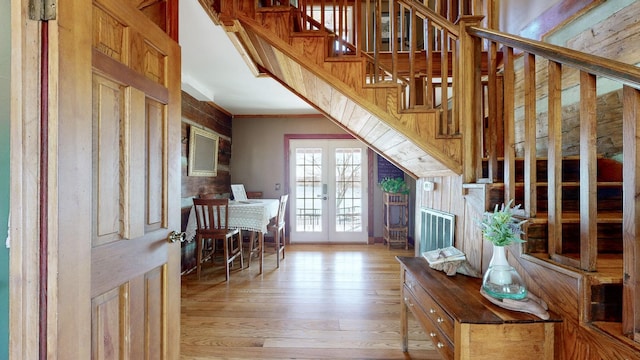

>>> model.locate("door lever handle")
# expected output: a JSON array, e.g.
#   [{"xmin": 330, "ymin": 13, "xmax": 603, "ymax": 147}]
[{"xmin": 167, "ymin": 231, "xmax": 186, "ymax": 243}]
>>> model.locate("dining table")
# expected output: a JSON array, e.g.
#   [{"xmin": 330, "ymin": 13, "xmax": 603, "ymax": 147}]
[{"xmin": 184, "ymin": 198, "xmax": 280, "ymax": 274}]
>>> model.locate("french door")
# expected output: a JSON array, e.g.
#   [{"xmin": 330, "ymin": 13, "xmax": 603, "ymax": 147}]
[{"xmin": 289, "ymin": 139, "xmax": 368, "ymax": 243}]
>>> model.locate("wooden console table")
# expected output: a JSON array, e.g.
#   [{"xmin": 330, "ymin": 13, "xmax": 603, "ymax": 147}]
[{"xmin": 397, "ymin": 256, "xmax": 560, "ymax": 360}]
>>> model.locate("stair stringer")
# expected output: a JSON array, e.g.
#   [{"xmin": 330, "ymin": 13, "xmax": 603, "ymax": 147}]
[
  {"xmin": 234, "ymin": 16, "xmax": 463, "ymax": 178},
  {"xmin": 512, "ymin": 252, "xmax": 640, "ymax": 357}
]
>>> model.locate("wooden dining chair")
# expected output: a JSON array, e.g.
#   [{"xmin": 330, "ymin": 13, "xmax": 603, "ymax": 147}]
[
  {"xmin": 247, "ymin": 195, "xmax": 288, "ymax": 269},
  {"xmin": 193, "ymin": 198, "xmax": 243, "ymax": 281},
  {"xmin": 197, "ymin": 193, "xmax": 223, "ymax": 257},
  {"xmin": 263, "ymin": 194, "xmax": 288, "ymax": 268}
]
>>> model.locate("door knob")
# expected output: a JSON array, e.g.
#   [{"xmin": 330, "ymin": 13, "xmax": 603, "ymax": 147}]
[{"xmin": 167, "ymin": 231, "xmax": 186, "ymax": 243}]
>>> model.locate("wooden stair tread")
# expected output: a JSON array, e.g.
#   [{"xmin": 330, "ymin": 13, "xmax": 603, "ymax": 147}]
[
  {"xmin": 528, "ymin": 253, "xmax": 623, "ymax": 284},
  {"xmin": 514, "ymin": 181, "xmax": 623, "ymax": 187},
  {"xmin": 527, "ymin": 211, "xmax": 622, "ymax": 224},
  {"xmin": 482, "ymin": 155, "xmax": 602, "ymax": 161}
]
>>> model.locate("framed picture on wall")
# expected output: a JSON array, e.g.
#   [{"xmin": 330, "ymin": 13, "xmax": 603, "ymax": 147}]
[
  {"xmin": 381, "ymin": 12, "xmax": 391, "ymax": 39},
  {"xmin": 381, "ymin": 12, "xmax": 409, "ymax": 44},
  {"xmin": 188, "ymin": 126, "xmax": 219, "ymax": 177}
]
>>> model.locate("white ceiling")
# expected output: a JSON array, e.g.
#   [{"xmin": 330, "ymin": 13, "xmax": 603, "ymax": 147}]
[{"xmin": 179, "ymin": 1, "xmax": 318, "ymax": 116}]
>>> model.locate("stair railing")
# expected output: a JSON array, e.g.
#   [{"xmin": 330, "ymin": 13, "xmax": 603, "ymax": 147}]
[
  {"xmin": 285, "ymin": 0, "xmax": 487, "ymax": 135},
  {"xmin": 463, "ymin": 25, "xmax": 640, "ymax": 341}
]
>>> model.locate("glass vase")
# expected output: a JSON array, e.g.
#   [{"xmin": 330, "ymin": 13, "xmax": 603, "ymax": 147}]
[{"xmin": 481, "ymin": 245, "xmax": 528, "ymax": 300}]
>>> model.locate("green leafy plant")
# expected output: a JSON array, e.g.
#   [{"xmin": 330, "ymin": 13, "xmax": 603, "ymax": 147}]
[
  {"xmin": 379, "ymin": 177, "xmax": 410, "ymax": 194},
  {"xmin": 478, "ymin": 200, "xmax": 527, "ymax": 246}
]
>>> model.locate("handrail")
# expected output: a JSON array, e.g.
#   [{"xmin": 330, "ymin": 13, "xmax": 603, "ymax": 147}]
[
  {"xmin": 468, "ymin": 26, "xmax": 640, "ymax": 89},
  {"xmin": 397, "ymin": 0, "xmax": 460, "ymax": 38}
]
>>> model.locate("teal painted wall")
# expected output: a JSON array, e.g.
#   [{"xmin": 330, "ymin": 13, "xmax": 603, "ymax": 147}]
[{"xmin": 0, "ymin": 0, "xmax": 11, "ymax": 358}]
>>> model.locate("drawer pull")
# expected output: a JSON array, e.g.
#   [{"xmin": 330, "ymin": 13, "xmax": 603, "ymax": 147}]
[
  {"xmin": 437, "ymin": 317, "xmax": 444, "ymax": 323},
  {"xmin": 437, "ymin": 342, "xmax": 445, "ymax": 349},
  {"xmin": 429, "ymin": 308, "xmax": 436, "ymax": 314},
  {"xmin": 429, "ymin": 332, "xmax": 437, "ymax": 338}
]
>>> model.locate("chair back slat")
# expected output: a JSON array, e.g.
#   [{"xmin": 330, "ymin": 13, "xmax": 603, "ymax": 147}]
[
  {"xmin": 193, "ymin": 198, "xmax": 230, "ymax": 233},
  {"xmin": 192, "ymin": 197, "xmax": 243, "ymax": 280},
  {"xmin": 275, "ymin": 194, "xmax": 289, "ymax": 226}
]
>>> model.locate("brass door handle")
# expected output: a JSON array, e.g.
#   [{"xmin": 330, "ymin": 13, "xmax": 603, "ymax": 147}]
[{"xmin": 167, "ymin": 231, "xmax": 186, "ymax": 243}]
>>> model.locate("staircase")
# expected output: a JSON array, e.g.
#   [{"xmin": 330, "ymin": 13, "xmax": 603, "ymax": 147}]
[
  {"xmin": 197, "ymin": 0, "xmax": 640, "ymax": 354},
  {"xmin": 198, "ymin": 0, "xmax": 493, "ymax": 178}
]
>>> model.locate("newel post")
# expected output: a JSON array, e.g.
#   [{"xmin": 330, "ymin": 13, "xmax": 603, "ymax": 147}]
[
  {"xmin": 456, "ymin": 16, "xmax": 484, "ymax": 183},
  {"xmin": 622, "ymin": 85, "xmax": 640, "ymax": 341}
]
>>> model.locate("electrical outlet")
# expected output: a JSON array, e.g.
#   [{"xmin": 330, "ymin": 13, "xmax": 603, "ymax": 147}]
[{"xmin": 275, "ymin": 183, "xmax": 281, "ymax": 191}]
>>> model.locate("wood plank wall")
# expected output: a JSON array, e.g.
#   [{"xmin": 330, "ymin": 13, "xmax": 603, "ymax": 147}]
[
  {"xmin": 415, "ymin": 176, "xmax": 494, "ymax": 275},
  {"xmin": 512, "ymin": 1, "xmax": 640, "ymax": 159},
  {"xmin": 181, "ymin": 91, "xmax": 232, "ymax": 201},
  {"xmin": 180, "ymin": 91, "xmax": 233, "ymax": 273}
]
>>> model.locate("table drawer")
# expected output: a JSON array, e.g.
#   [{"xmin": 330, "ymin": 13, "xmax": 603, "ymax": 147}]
[
  {"xmin": 403, "ymin": 286, "xmax": 454, "ymax": 360},
  {"xmin": 404, "ymin": 270, "xmax": 455, "ymax": 340}
]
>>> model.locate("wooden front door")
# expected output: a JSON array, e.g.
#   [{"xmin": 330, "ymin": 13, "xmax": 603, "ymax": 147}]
[
  {"xmin": 88, "ymin": 1, "xmax": 182, "ymax": 358},
  {"xmin": 18, "ymin": 0, "xmax": 182, "ymax": 358}
]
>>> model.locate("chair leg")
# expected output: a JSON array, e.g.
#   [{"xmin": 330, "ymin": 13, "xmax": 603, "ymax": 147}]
[
  {"xmin": 281, "ymin": 228, "xmax": 285, "ymax": 260},
  {"xmin": 196, "ymin": 235, "xmax": 203, "ymax": 279},
  {"xmin": 224, "ymin": 236, "xmax": 230, "ymax": 282},
  {"xmin": 238, "ymin": 233, "xmax": 244, "ymax": 270},
  {"xmin": 275, "ymin": 230, "xmax": 280, "ymax": 268},
  {"xmin": 275, "ymin": 226, "xmax": 285, "ymax": 268}
]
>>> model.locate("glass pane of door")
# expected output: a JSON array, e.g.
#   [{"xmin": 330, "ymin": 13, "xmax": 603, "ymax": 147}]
[
  {"xmin": 295, "ymin": 147, "xmax": 324, "ymax": 233},
  {"xmin": 290, "ymin": 139, "xmax": 368, "ymax": 243},
  {"xmin": 334, "ymin": 147, "xmax": 362, "ymax": 232}
]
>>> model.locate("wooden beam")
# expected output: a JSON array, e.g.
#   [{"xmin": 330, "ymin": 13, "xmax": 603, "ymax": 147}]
[
  {"xmin": 547, "ymin": 61, "xmax": 563, "ymax": 257},
  {"xmin": 622, "ymin": 85, "xmax": 640, "ymax": 340},
  {"xmin": 579, "ymin": 71, "xmax": 597, "ymax": 272},
  {"xmin": 486, "ymin": 41, "xmax": 498, "ymax": 182},
  {"xmin": 457, "ymin": 15, "xmax": 484, "ymax": 183},
  {"xmin": 503, "ymin": 46, "xmax": 515, "ymax": 204},
  {"xmin": 440, "ymin": 29, "xmax": 449, "ymax": 135},
  {"xmin": 523, "ymin": 53, "xmax": 537, "ymax": 217}
]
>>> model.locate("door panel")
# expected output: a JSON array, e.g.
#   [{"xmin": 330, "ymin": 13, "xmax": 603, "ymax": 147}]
[
  {"xmin": 290, "ymin": 139, "xmax": 368, "ymax": 243},
  {"xmin": 90, "ymin": 1, "xmax": 178, "ymax": 355},
  {"xmin": 60, "ymin": 0, "xmax": 180, "ymax": 358},
  {"xmin": 146, "ymin": 97, "xmax": 166, "ymax": 232},
  {"xmin": 91, "ymin": 287, "xmax": 124, "ymax": 359},
  {"xmin": 93, "ymin": 74, "xmax": 125, "ymax": 247}
]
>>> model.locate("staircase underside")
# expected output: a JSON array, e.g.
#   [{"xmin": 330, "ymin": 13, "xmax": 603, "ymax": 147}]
[{"xmin": 224, "ymin": 16, "xmax": 461, "ymax": 178}]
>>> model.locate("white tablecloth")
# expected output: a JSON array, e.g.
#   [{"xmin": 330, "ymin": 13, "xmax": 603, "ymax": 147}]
[{"xmin": 185, "ymin": 199, "xmax": 279, "ymax": 242}]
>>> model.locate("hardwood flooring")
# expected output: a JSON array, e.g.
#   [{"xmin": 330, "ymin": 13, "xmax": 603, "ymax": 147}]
[{"xmin": 180, "ymin": 243, "xmax": 440, "ymax": 359}]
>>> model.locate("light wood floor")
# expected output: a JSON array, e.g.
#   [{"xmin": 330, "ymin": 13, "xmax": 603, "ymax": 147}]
[{"xmin": 180, "ymin": 243, "xmax": 441, "ymax": 360}]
